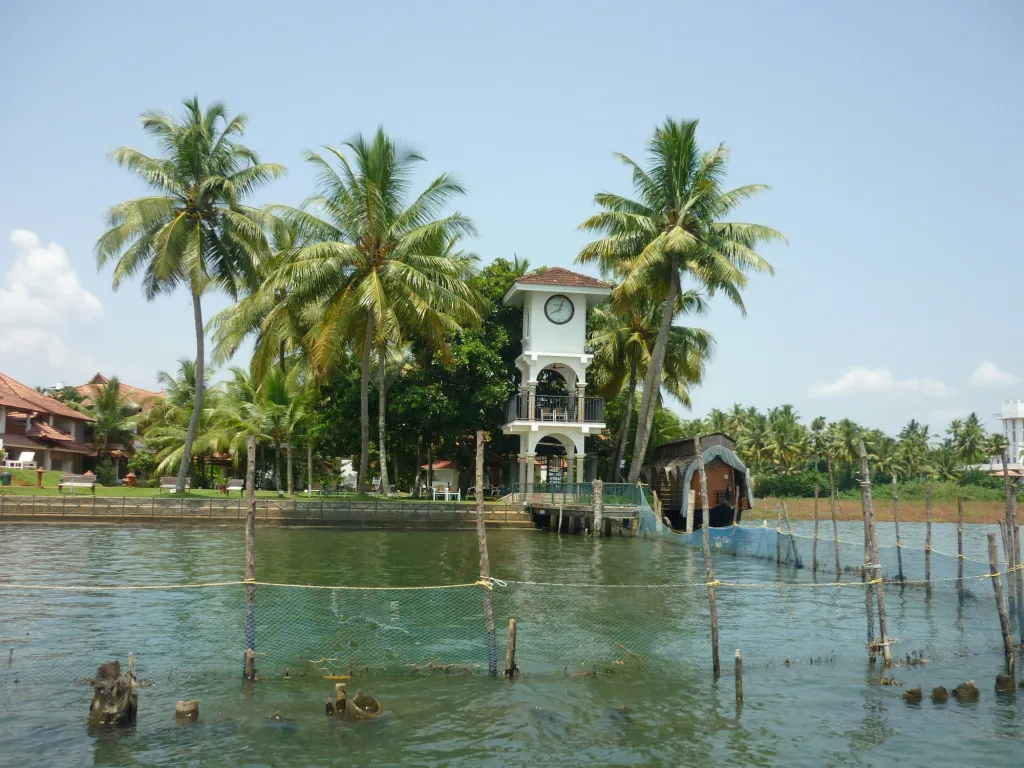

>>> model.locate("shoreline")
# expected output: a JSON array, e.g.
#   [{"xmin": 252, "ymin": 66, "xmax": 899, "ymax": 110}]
[{"xmin": 756, "ymin": 496, "xmax": 1010, "ymax": 525}]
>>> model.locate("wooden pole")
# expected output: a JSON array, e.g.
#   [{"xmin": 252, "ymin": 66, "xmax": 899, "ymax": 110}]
[
  {"xmin": 858, "ymin": 439, "xmax": 890, "ymax": 666},
  {"xmin": 593, "ymin": 479, "xmax": 604, "ymax": 538},
  {"xmin": 987, "ymin": 533, "xmax": 1016, "ymax": 678},
  {"xmin": 957, "ymin": 495, "xmax": 964, "ymax": 603},
  {"xmin": 775, "ymin": 502, "xmax": 782, "ymax": 566},
  {"xmin": 812, "ymin": 483, "xmax": 820, "ymax": 574},
  {"xmin": 557, "ymin": 505, "xmax": 563, "ymax": 536},
  {"xmin": 924, "ymin": 486, "xmax": 932, "ymax": 597},
  {"xmin": 734, "ymin": 649, "xmax": 743, "ymax": 707},
  {"xmin": 694, "ymin": 436, "xmax": 720, "ymax": 677},
  {"xmin": 1000, "ymin": 452, "xmax": 1023, "ymax": 639},
  {"xmin": 782, "ymin": 500, "xmax": 802, "ymax": 568},
  {"xmin": 475, "ymin": 430, "xmax": 497, "ymax": 676},
  {"xmin": 244, "ymin": 435, "xmax": 256, "ymax": 680},
  {"xmin": 504, "ymin": 618, "xmax": 517, "ymax": 679},
  {"xmin": 827, "ymin": 456, "xmax": 841, "ymax": 576},
  {"xmin": 891, "ymin": 474, "xmax": 905, "ymax": 583},
  {"xmin": 732, "ymin": 482, "xmax": 740, "ymax": 527},
  {"xmin": 860, "ymin": 460, "xmax": 875, "ymax": 649}
]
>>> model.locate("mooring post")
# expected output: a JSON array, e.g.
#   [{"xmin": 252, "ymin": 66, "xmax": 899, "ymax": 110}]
[
  {"xmin": 957, "ymin": 495, "xmax": 964, "ymax": 603},
  {"xmin": 987, "ymin": 533, "xmax": 1016, "ymax": 679},
  {"xmin": 593, "ymin": 479, "xmax": 604, "ymax": 538},
  {"xmin": 735, "ymin": 649, "xmax": 743, "ymax": 708},
  {"xmin": 859, "ymin": 439, "xmax": 890, "ymax": 666},
  {"xmin": 924, "ymin": 486, "xmax": 933, "ymax": 597},
  {"xmin": 812, "ymin": 484, "xmax": 820, "ymax": 574},
  {"xmin": 475, "ymin": 430, "xmax": 497, "ymax": 676},
  {"xmin": 782, "ymin": 500, "xmax": 802, "ymax": 568},
  {"xmin": 775, "ymin": 502, "xmax": 782, "ymax": 566},
  {"xmin": 557, "ymin": 505, "xmax": 563, "ymax": 536},
  {"xmin": 505, "ymin": 618, "xmax": 517, "ymax": 679},
  {"xmin": 891, "ymin": 474, "xmax": 905, "ymax": 583},
  {"xmin": 694, "ymin": 436, "xmax": 721, "ymax": 677},
  {"xmin": 827, "ymin": 456, "xmax": 841, "ymax": 577},
  {"xmin": 1000, "ymin": 452, "xmax": 1023, "ymax": 639},
  {"xmin": 244, "ymin": 435, "xmax": 257, "ymax": 680}
]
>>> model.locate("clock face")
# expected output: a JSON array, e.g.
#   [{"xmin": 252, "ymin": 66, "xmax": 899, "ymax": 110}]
[{"xmin": 544, "ymin": 294, "xmax": 574, "ymax": 325}]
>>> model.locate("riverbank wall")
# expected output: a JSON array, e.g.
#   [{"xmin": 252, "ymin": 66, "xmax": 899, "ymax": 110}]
[{"xmin": 0, "ymin": 495, "xmax": 534, "ymax": 529}]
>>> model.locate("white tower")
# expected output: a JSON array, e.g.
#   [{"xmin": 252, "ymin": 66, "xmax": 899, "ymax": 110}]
[
  {"xmin": 501, "ymin": 267, "xmax": 611, "ymax": 490},
  {"xmin": 995, "ymin": 399, "xmax": 1024, "ymax": 467}
]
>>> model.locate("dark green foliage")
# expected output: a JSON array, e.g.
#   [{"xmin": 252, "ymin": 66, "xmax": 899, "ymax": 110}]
[
  {"xmin": 126, "ymin": 451, "xmax": 156, "ymax": 481},
  {"xmin": 94, "ymin": 459, "xmax": 117, "ymax": 487}
]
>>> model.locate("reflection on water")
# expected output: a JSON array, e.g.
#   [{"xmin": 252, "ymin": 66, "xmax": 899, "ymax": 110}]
[{"xmin": 0, "ymin": 524, "xmax": 1020, "ymax": 767}]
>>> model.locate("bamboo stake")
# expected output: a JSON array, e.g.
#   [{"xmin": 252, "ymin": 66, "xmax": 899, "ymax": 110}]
[
  {"xmin": 557, "ymin": 505, "xmax": 563, "ymax": 536},
  {"xmin": 859, "ymin": 439, "xmax": 890, "ymax": 666},
  {"xmin": 812, "ymin": 483, "xmax": 819, "ymax": 574},
  {"xmin": 860, "ymin": 464, "xmax": 875, "ymax": 650},
  {"xmin": 987, "ymin": 533, "xmax": 1016, "ymax": 678},
  {"xmin": 891, "ymin": 474, "xmax": 905, "ymax": 583},
  {"xmin": 924, "ymin": 486, "xmax": 932, "ymax": 598},
  {"xmin": 475, "ymin": 431, "xmax": 497, "ymax": 676},
  {"xmin": 827, "ymin": 456, "xmax": 841, "ymax": 576},
  {"xmin": 694, "ymin": 436, "xmax": 720, "ymax": 677},
  {"xmin": 1002, "ymin": 455, "xmax": 1024, "ymax": 641},
  {"xmin": 782, "ymin": 500, "xmax": 802, "ymax": 568},
  {"xmin": 734, "ymin": 649, "xmax": 743, "ymax": 708},
  {"xmin": 504, "ymin": 619, "xmax": 517, "ymax": 679},
  {"xmin": 244, "ymin": 435, "xmax": 256, "ymax": 680},
  {"xmin": 957, "ymin": 496, "xmax": 964, "ymax": 603}
]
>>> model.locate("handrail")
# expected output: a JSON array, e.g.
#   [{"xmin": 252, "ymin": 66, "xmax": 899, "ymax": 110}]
[{"xmin": 505, "ymin": 394, "xmax": 604, "ymax": 423}]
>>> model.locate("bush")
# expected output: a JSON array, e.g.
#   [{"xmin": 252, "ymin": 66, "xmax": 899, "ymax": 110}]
[
  {"xmin": 753, "ymin": 471, "xmax": 830, "ymax": 499},
  {"xmin": 94, "ymin": 459, "xmax": 117, "ymax": 486},
  {"xmin": 126, "ymin": 451, "xmax": 156, "ymax": 481}
]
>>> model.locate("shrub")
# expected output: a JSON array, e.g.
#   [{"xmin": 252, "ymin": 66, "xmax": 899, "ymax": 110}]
[
  {"xmin": 94, "ymin": 459, "xmax": 117, "ymax": 486},
  {"xmin": 126, "ymin": 451, "xmax": 156, "ymax": 481}
]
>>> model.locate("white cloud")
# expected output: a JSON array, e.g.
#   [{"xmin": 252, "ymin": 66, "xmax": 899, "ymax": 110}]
[
  {"xmin": 968, "ymin": 361, "xmax": 1019, "ymax": 387},
  {"xmin": 808, "ymin": 367, "xmax": 954, "ymax": 399},
  {"xmin": 0, "ymin": 230, "xmax": 101, "ymax": 367}
]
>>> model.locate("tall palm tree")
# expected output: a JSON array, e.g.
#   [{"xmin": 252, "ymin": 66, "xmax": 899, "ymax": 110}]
[
  {"xmin": 140, "ymin": 359, "xmax": 218, "ymax": 478},
  {"xmin": 269, "ymin": 128, "xmax": 480, "ymax": 491},
  {"xmin": 589, "ymin": 290, "xmax": 713, "ymax": 480},
  {"xmin": 766, "ymin": 412, "xmax": 808, "ymax": 474},
  {"xmin": 985, "ymin": 432, "xmax": 1009, "ymax": 466},
  {"xmin": 737, "ymin": 410, "xmax": 770, "ymax": 473},
  {"xmin": 577, "ymin": 118, "xmax": 782, "ymax": 482},
  {"xmin": 705, "ymin": 408, "xmax": 730, "ymax": 435},
  {"xmin": 95, "ymin": 98, "xmax": 284, "ymax": 493},
  {"xmin": 829, "ymin": 419, "xmax": 865, "ymax": 469},
  {"xmin": 808, "ymin": 416, "xmax": 828, "ymax": 471},
  {"xmin": 952, "ymin": 412, "xmax": 986, "ymax": 463}
]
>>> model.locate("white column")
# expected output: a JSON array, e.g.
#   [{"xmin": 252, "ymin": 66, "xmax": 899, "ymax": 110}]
[
  {"xmin": 0, "ymin": 405, "xmax": 6, "ymax": 433},
  {"xmin": 43, "ymin": 448, "xmax": 52, "ymax": 471},
  {"xmin": 527, "ymin": 381, "xmax": 537, "ymax": 420},
  {"xmin": 576, "ymin": 383, "xmax": 586, "ymax": 422},
  {"xmin": 576, "ymin": 453, "xmax": 585, "ymax": 483},
  {"xmin": 525, "ymin": 453, "xmax": 536, "ymax": 496}
]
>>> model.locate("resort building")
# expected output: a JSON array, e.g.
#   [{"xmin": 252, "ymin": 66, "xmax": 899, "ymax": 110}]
[
  {"xmin": 0, "ymin": 372, "xmax": 96, "ymax": 472},
  {"xmin": 75, "ymin": 373, "xmax": 164, "ymax": 414},
  {"xmin": 992, "ymin": 399, "xmax": 1024, "ymax": 470},
  {"xmin": 501, "ymin": 267, "xmax": 611, "ymax": 489}
]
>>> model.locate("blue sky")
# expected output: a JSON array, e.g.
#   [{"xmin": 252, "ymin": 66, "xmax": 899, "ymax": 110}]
[{"xmin": 1, "ymin": 0, "xmax": 1021, "ymax": 435}]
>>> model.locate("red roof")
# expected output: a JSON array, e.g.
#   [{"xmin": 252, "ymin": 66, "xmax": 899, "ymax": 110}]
[
  {"xmin": 76, "ymin": 373, "xmax": 164, "ymax": 412},
  {"xmin": 24, "ymin": 421, "xmax": 96, "ymax": 455},
  {"xmin": 0, "ymin": 372, "xmax": 94, "ymax": 422},
  {"xmin": 421, "ymin": 460, "xmax": 457, "ymax": 470},
  {"xmin": 515, "ymin": 267, "xmax": 612, "ymax": 290}
]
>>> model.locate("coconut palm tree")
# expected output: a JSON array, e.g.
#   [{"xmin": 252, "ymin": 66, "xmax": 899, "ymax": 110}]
[
  {"xmin": 737, "ymin": 410, "xmax": 770, "ymax": 473},
  {"xmin": 808, "ymin": 416, "xmax": 828, "ymax": 471},
  {"xmin": 269, "ymin": 128, "xmax": 480, "ymax": 491},
  {"xmin": 87, "ymin": 377, "xmax": 138, "ymax": 456},
  {"xmin": 140, "ymin": 359, "xmax": 218, "ymax": 478},
  {"xmin": 985, "ymin": 432, "xmax": 1010, "ymax": 467},
  {"xmin": 577, "ymin": 118, "xmax": 783, "ymax": 482},
  {"xmin": 588, "ymin": 290, "xmax": 714, "ymax": 480},
  {"xmin": 766, "ymin": 412, "xmax": 808, "ymax": 474},
  {"xmin": 705, "ymin": 408, "xmax": 731, "ymax": 436},
  {"xmin": 829, "ymin": 419, "xmax": 865, "ymax": 469},
  {"xmin": 952, "ymin": 412, "xmax": 986, "ymax": 463},
  {"xmin": 872, "ymin": 436, "xmax": 905, "ymax": 482},
  {"xmin": 95, "ymin": 98, "xmax": 284, "ymax": 493}
]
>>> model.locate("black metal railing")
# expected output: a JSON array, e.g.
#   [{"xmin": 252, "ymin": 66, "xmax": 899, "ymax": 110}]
[{"xmin": 504, "ymin": 393, "xmax": 605, "ymax": 423}]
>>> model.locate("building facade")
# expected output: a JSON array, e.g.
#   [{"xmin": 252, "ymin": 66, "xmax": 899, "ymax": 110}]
[
  {"xmin": 995, "ymin": 399, "xmax": 1024, "ymax": 467},
  {"xmin": 500, "ymin": 267, "xmax": 611, "ymax": 489},
  {"xmin": 0, "ymin": 372, "xmax": 96, "ymax": 472}
]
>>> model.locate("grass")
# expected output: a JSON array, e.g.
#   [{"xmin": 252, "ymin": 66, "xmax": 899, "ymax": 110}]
[{"xmin": 0, "ymin": 469, "xmax": 496, "ymax": 502}]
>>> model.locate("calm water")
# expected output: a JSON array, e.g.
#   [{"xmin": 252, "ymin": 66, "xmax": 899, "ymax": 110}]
[{"xmin": 0, "ymin": 522, "xmax": 1020, "ymax": 767}]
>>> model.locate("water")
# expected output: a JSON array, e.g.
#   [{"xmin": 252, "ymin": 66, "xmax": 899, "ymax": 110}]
[{"xmin": 0, "ymin": 523, "xmax": 1021, "ymax": 766}]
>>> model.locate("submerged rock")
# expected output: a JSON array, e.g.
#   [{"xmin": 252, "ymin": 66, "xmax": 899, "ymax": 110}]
[
  {"xmin": 903, "ymin": 687, "xmax": 922, "ymax": 704},
  {"xmin": 931, "ymin": 686, "xmax": 948, "ymax": 703},
  {"xmin": 951, "ymin": 681, "xmax": 979, "ymax": 702},
  {"xmin": 995, "ymin": 674, "xmax": 1016, "ymax": 694}
]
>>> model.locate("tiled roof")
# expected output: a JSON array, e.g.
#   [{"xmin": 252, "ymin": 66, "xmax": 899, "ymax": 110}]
[
  {"xmin": 24, "ymin": 421, "xmax": 96, "ymax": 456},
  {"xmin": 0, "ymin": 373, "xmax": 95, "ymax": 422},
  {"xmin": 0, "ymin": 433, "xmax": 46, "ymax": 450},
  {"xmin": 421, "ymin": 460, "xmax": 457, "ymax": 470},
  {"xmin": 515, "ymin": 267, "xmax": 612, "ymax": 290},
  {"xmin": 76, "ymin": 373, "xmax": 165, "ymax": 412}
]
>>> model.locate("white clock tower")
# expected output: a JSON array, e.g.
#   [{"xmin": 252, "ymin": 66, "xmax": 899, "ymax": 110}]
[{"xmin": 501, "ymin": 267, "xmax": 612, "ymax": 490}]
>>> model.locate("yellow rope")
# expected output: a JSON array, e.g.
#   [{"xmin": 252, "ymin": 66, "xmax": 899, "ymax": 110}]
[{"xmin": 707, "ymin": 580, "xmax": 721, "ymax": 587}]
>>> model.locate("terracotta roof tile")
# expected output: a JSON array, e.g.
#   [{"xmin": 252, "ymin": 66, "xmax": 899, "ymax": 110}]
[
  {"xmin": 515, "ymin": 267, "xmax": 612, "ymax": 290},
  {"xmin": 0, "ymin": 372, "xmax": 94, "ymax": 422},
  {"xmin": 76, "ymin": 373, "xmax": 165, "ymax": 412},
  {"xmin": 421, "ymin": 460, "xmax": 458, "ymax": 470},
  {"xmin": 27, "ymin": 421, "xmax": 76, "ymax": 442}
]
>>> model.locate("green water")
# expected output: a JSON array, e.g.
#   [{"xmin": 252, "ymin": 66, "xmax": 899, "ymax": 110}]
[{"xmin": 0, "ymin": 524, "xmax": 1021, "ymax": 766}]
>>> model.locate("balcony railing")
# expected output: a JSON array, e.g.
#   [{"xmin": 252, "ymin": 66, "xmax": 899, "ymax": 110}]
[{"xmin": 505, "ymin": 393, "xmax": 605, "ymax": 424}]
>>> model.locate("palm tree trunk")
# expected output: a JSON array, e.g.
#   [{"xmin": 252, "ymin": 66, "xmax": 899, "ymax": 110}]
[
  {"xmin": 286, "ymin": 443, "xmax": 294, "ymax": 495},
  {"xmin": 276, "ymin": 442, "xmax": 284, "ymax": 492},
  {"xmin": 427, "ymin": 441, "xmax": 434, "ymax": 490},
  {"xmin": 307, "ymin": 440, "xmax": 313, "ymax": 495},
  {"xmin": 377, "ymin": 345, "xmax": 390, "ymax": 496},
  {"xmin": 609, "ymin": 355, "xmax": 638, "ymax": 481},
  {"xmin": 628, "ymin": 257, "xmax": 680, "ymax": 482},
  {"xmin": 177, "ymin": 288, "xmax": 205, "ymax": 493},
  {"xmin": 358, "ymin": 313, "xmax": 375, "ymax": 491},
  {"xmin": 413, "ymin": 436, "xmax": 423, "ymax": 498}
]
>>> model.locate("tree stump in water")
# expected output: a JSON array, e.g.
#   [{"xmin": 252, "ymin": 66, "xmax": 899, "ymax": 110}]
[{"xmin": 88, "ymin": 657, "xmax": 137, "ymax": 727}]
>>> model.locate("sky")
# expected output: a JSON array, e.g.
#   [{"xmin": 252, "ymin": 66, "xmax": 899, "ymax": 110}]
[{"xmin": 1, "ymin": 0, "xmax": 1021, "ymax": 436}]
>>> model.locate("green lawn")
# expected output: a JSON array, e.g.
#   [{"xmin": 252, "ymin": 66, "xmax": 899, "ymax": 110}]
[{"xmin": 0, "ymin": 468, "xmax": 495, "ymax": 502}]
